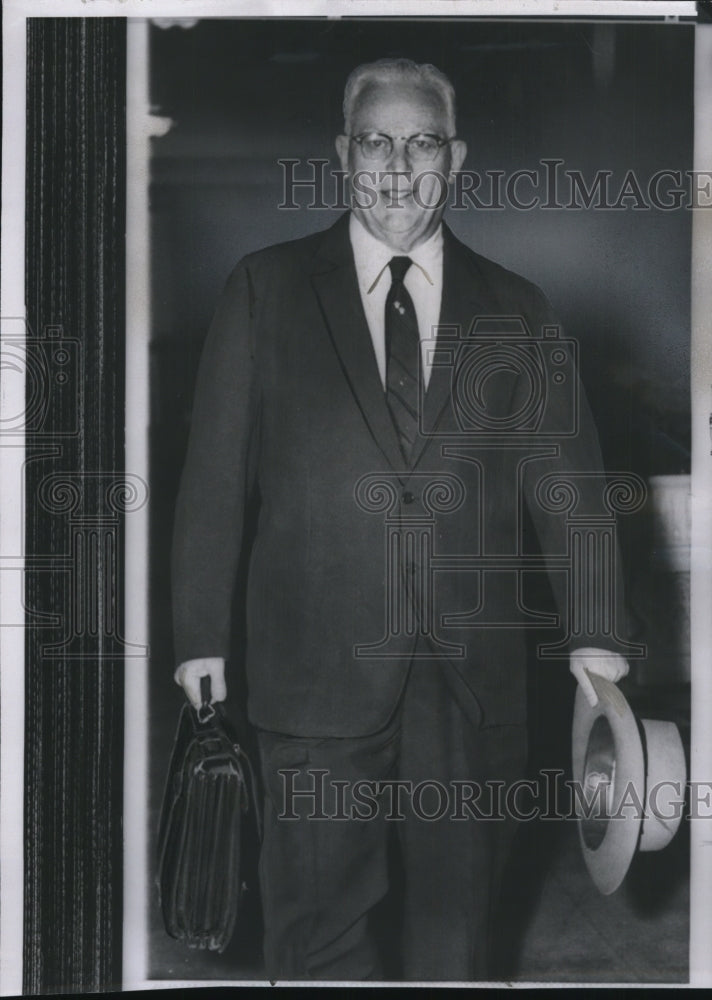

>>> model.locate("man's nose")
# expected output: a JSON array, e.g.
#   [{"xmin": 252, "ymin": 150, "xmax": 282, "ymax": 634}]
[{"xmin": 385, "ymin": 140, "xmax": 412, "ymax": 178}]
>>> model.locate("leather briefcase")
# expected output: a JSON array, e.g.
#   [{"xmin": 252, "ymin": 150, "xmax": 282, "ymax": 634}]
[{"xmin": 156, "ymin": 688, "xmax": 262, "ymax": 953}]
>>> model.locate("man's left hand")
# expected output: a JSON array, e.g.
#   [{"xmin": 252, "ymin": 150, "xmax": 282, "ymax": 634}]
[{"xmin": 570, "ymin": 647, "xmax": 629, "ymax": 708}]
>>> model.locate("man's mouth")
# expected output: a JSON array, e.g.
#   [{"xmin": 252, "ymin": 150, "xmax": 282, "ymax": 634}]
[{"xmin": 378, "ymin": 187, "xmax": 415, "ymax": 206}]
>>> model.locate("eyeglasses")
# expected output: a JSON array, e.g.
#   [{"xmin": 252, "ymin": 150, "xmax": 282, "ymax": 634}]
[{"xmin": 349, "ymin": 132, "xmax": 455, "ymax": 163}]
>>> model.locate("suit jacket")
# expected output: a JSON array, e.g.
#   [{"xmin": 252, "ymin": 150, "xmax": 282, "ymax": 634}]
[{"xmin": 172, "ymin": 212, "xmax": 628, "ymax": 738}]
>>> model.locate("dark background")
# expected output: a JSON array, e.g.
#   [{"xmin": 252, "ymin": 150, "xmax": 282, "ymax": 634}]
[{"xmin": 147, "ymin": 18, "xmax": 692, "ymax": 981}]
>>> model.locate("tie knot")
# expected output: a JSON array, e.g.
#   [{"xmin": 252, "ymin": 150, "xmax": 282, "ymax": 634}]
[{"xmin": 388, "ymin": 256, "xmax": 412, "ymax": 285}]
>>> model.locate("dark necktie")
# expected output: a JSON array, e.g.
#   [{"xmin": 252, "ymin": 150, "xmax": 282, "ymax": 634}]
[{"xmin": 385, "ymin": 256, "xmax": 421, "ymax": 463}]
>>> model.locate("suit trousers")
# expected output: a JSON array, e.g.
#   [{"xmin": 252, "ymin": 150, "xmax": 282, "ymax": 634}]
[{"xmin": 255, "ymin": 659, "xmax": 527, "ymax": 982}]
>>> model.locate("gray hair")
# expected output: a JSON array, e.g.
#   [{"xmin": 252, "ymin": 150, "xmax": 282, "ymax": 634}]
[{"xmin": 342, "ymin": 58, "xmax": 457, "ymax": 136}]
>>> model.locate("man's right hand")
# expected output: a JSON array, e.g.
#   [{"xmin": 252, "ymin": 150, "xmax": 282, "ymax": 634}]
[{"xmin": 174, "ymin": 657, "xmax": 227, "ymax": 711}]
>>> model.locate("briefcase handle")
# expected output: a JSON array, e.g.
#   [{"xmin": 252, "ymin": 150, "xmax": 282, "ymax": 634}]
[{"xmin": 198, "ymin": 674, "xmax": 217, "ymax": 724}]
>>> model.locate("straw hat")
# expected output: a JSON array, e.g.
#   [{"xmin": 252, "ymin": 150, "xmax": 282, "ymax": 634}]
[{"xmin": 571, "ymin": 670, "xmax": 686, "ymax": 894}]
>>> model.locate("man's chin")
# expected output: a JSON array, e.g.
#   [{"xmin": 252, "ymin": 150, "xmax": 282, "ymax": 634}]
[
  {"xmin": 352, "ymin": 204, "xmax": 440, "ymax": 249},
  {"xmin": 372, "ymin": 207, "xmax": 433, "ymax": 235}
]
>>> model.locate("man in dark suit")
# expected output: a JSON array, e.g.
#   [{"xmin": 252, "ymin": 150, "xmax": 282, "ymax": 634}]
[{"xmin": 172, "ymin": 58, "xmax": 630, "ymax": 981}]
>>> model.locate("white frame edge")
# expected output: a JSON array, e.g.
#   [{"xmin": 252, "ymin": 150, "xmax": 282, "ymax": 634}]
[
  {"xmin": 123, "ymin": 16, "xmax": 152, "ymax": 992},
  {"xmin": 0, "ymin": 3, "xmax": 704, "ymax": 993},
  {"xmin": 688, "ymin": 21, "xmax": 712, "ymax": 991},
  {"xmin": 0, "ymin": 2, "xmax": 27, "ymax": 996}
]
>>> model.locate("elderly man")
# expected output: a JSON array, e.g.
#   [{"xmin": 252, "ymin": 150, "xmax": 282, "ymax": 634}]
[{"xmin": 172, "ymin": 58, "xmax": 629, "ymax": 981}]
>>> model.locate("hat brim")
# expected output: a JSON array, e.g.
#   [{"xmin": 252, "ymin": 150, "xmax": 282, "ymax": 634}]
[{"xmin": 571, "ymin": 673, "xmax": 646, "ymax": 895}]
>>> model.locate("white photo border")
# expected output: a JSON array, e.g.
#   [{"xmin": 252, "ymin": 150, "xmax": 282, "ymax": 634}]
[{"xmin": 1, "ymin": 1, "xmax": 709, "ymax": 994}]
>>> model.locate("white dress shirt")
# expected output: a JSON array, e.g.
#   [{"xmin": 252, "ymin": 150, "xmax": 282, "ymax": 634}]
[{"xmin": 349, "ymin": 213, "xmax": 443, "ymax": 390}]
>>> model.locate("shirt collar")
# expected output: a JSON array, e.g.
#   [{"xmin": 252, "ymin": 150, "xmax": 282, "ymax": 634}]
[{"xmin": 349, "ymin": 213, "xmax": 443, "ymax": 295}]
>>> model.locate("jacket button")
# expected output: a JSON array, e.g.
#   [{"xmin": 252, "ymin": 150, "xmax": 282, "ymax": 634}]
[{"xmin": 402, "ymin": 491, "xmax": 415, "ymax": 504}]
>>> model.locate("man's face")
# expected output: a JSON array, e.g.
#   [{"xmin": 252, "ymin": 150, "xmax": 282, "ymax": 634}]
[{"xmin": 335, "ymin": 80, "xmax": 467, "ymax": 252}]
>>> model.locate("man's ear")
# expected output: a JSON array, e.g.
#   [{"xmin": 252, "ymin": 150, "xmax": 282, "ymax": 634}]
[
  {"xmin": 335, "ymin": 134, "xmax": 350, "ymax": 173},
  {"xmin": 448, "ymin": 139, "xmax": 467, "ymax": 181}
]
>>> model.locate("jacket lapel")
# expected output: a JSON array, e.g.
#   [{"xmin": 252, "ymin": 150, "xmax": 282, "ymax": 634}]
[
  {"xmin": 311, "ymin": 215, "xmax": 407, "ymax": 473},
  {"xmin": 408, "ymin": 223, "xmax": 496, "ymax": 470}
]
